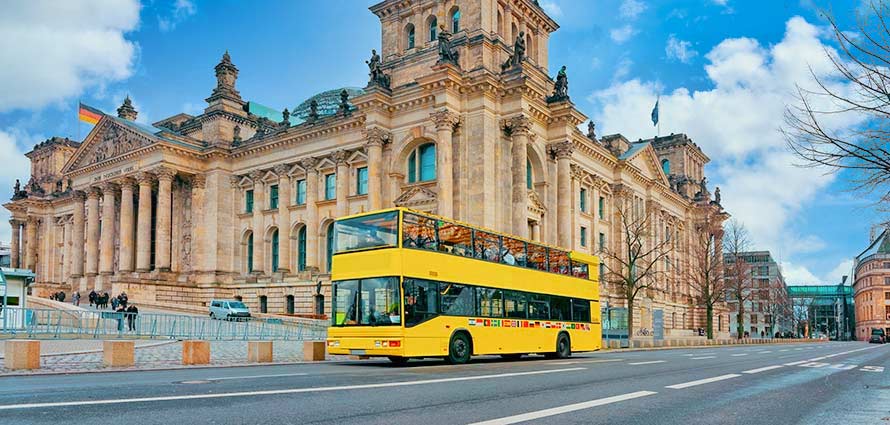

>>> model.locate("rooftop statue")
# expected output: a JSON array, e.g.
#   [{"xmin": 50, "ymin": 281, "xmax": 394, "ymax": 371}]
[
  {"xmin": 437, "ymin": 25, "xmax": 460, "ymax": 67},
  {"xmin": 366, "ymin": 49, "xmax": 391, "ymax": 89},
  {"xmin": 501, "ymin": 31, "xmax": 526, "ymax": 71},
  {"xmin": 547, "ymin": 65, "xmax": 570, "ymax": 103}
]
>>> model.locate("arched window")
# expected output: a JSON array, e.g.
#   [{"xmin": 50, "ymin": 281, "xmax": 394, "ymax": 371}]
[
  {"xmin": 526, "ymin": 33, "xmax": 533, "ymax": 60},
  {"xmin": 246, "ymin": 232, "xmax": 254, "ymax": 273},
  {"xmin": 450, "ymin": 7, "xmax": 461, "ymax": 33},
  {"xmin": 325, "ymin": 222, "xmax": 335, "ymax": 272},
  {"xmin": 661, "ymin": 159, "xmax": 670, "ymax": 175},
  {"xmin": 428, "ymin": 16, "xmax": 437, "ymax": 42},
  {"xmin": 497, "ymin": 10, "xmax": 503, "ymax": 37},
  {"xmin": 526, "ymin": 159, "xmax": 532, "ymax": 189},
  {"xmin": 297, "ymin": 226, "xmax": 307, "ymax": 271},
  {"xmin": 407, "ymin": 143, "xmax": 437, "ymax": 183},
  {"xmin": 406, "ymin": 24, "xmax": 415, "ymax": 50},
  {"xmin": 271, "ymin": 229, "xmax": 279, "ymax": 272},
  {"xmin": 511, "ymin": 23, "xmax": 518, "ymax": 42}
]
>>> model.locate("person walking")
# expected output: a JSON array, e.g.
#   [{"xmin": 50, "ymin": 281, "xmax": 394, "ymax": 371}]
[
  {"xmin": 73, "ymin": 292, "xmax": 80, "ymax": 306},
  {"xmin": 120, "ymin": 292, "xmax": 128, "ymax": 309},
  {"xmin": 88, "ymin": 290, "xmax": 96, "ymax": 307},
  {"xmin": 126, "ymin": 304, "xmax": 138, "ymax": 332},
  {"xmin": 115, "ymin": 304, "xmax": 126, "ymax": 332}
]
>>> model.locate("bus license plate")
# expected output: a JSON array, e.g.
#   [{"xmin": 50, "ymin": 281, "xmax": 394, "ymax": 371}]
[{"xmin": 350, "ymin": 349, "xmax": 366, "ymax": 355}]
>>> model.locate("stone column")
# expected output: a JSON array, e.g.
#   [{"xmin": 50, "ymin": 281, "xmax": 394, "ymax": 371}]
[
  {"xmin": 430, "ymin": 109, "xmax": 459, "ymax": 218},
  {"xmin": 85, "ymin": 188, "xmax": 101, "ymax": 276},
  {"xmin": 62, "ymin": 218, "xmax": 72, "ymax": 279},
  {"xmin": 274, "ymin": 166, "xmax": 290, "ymax": 273},
  {"xmin": 9, "ymin": 219, "xmax": 20, "ymax": 268},
  {"xmin": 249, "ymin": 170, "xmax": 265, "ymax": 274},
  {"xmin": 363, "ymin": 128, "xmax": 390, "ymax": 211},
  {"xmin": 24, "ymin": 217, "xmax": 37, "ymax": 271},
  {"xmin": 71, "ymin": 191, "xmax": 85, "ymax": 277},
  {"xmin": 301, "ymin": 158, "xmax": 319, "ymax": 270},
  {"xmin": 333, "ymin": 150, "xmax": 349, "ymax": 218},
  {"xmin": 191, "ymin": 174, "xmax": 206, "ymax": 272},
  {"xmin": 506, "ymin": 115, "xmax": 531, "ymax": 238},
  {"xmin": 99, "ymin": 182, "xmax": 117, "ymax": 275},
  {"xmin": 155, "ymin": 167, "xmax": 176, "ymax": 272},
  {"xmin": 135, "ymin": 173, "xmax": 154, "ymax": 272},
  {"xmin": 117, "ymin": 178, "xmax": 135, "ymax": 273},
  {"xmin": 551, "ymin": 141, "xmax": 574, "ymax": 248}
]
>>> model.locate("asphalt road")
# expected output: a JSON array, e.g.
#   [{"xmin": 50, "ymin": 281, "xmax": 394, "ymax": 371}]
[{"xmin": 1, "ymin": 341, "xmax": 888, "ymax": 425}]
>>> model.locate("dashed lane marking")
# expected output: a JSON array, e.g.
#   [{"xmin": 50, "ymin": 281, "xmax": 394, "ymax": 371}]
[
  {"xmin": 467, "ymin": 391, "xmax": 658, "ymax": 425},
  {"xmin": 549, "ymin": 359, "xmax": 624, "ymax": 365},
  {"xmin": 208, "ymin": 373, "xmax": 309, "ymax": 381},
  {"xmin": 784, "ymin": 361, "xmax": 808, "ymax": 366},
  {"xmin": 742, "ymin": 365, "xmax": 783, "ymax": 374},
  {"xmin": 690, "ymin": 356, "xmax": 717, "ymax": 360},
  {"xmin": 757, "ymin": 351, "xmax": 773, "ymax": 354},
  {"xmin": 628, "ymin": 360, "xmax": 667, "ymax": 365},
  {"xmin": 731, "ymin": 354, "xmax": 748, "ymax": 357},
  {"xmin": 665, "ymin": 374, "xmax": 741, "ymax": 389},
  {"xmin": 860, "ymin": 366, "xmax": 885, "ymax": 373}
]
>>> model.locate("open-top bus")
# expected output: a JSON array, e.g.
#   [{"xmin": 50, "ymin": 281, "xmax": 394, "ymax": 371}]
[{"xmin": 326, "ymin": 207, "xmax": 601, "ymax": 364}]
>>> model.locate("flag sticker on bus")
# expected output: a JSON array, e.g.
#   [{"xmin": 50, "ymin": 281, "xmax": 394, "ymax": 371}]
[{"xmin": 466, "ymin": 317, "xmax": 590, "ymax": 331}]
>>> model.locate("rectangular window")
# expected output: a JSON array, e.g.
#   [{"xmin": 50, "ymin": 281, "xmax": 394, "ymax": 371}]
[
  {"xmin": 504, "ymin": 290, "xmax": 527, "ymax": 319},
  {"xmin": 598, "ymin": 232, "xmax": 605, "ymax": 252},
  {"xmin": 572, "ymin": 299, "xmax": 591, "ymax": 322},
  {"xmin": 325, "ymin": 173, "xmax": 336, "ymax": 200},
  {"xmin": 331, "ymin": 277, "xmax": 401, "ymax": 326},
  {"xmin": 404, "ymin": 278, "xmax": 439, "ymax": 327},
  {"xmin": 528, "ymin": 294, "xmax": 550, "ymax": 320},
  {"xmin": 333, "ymin": 210, "xmax": 399, "ymax": 253},
  {"xmin": 439, "ymin": 282, "xmax": 475, "ymax": 316},
  {"xmin": 269, "ymin": 184, "xmax": 279, "ymax": 209},
  {"xmin": 551, "ymin": 296, "xmax": 571, "ymax": 321},
  {"xmin": 245, "ymin": 189, "xmax": 254, "ymax": 213},
  {"xmin": 580, "ymin": 227, "xmax": 587, "ymax": 247},
  {"xmin": 580, "ymin": 188, "xmax": 587, "ymax": 212},
  {"xmin": 356, "ymin": 167, "xmax": 368, "ymax": 195},
  {"xmin": 295, "ymin": 179, "xmax": 306, "ymax": 205},
  {"xmin": 599, "ymin": 263, "xmax": 605, "ymax": 283},
  {"xmin": 598, "ymin": 196, "xmax": 605, "ymax": 219},
  {"xmin": 885, "ymin": 291, "xmax": 890, "ymax": 300},
  {"xmin": 477, "ymin": 288, "xmax": 504, "ymax": 317}
]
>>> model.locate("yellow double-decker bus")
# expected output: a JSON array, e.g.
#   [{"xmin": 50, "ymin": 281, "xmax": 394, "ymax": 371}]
[{"xmin": 326, "ymin": 207, "xmax": 601, "ymax": 364}]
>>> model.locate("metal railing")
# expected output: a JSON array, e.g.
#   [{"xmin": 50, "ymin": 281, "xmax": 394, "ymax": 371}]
[{"xmin": 0, "ymin": 307, "xmax": 328, "ymax": 341}]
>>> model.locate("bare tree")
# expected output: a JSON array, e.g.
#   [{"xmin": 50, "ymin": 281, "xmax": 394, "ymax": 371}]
[
  {"xmin": 723, "ymin": 220, "xmax": 753, "ymax": 339},
  {"xmin": 784, "ymin": 1, "xmax": 890, "ymax": 205},
  {"xmin": 762, "ymin": 279, "xmax": 791, "ymax": 338},
  {"xmin": 600, "ymin": 190, "xmax": 673, "ymax": 339},
  {"xmin": 687, "ymin": 209, "xmax": 726, "ymax": 339}
]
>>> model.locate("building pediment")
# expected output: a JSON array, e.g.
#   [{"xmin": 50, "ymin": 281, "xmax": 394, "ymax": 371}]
[
  {"xmin": 625, "ymin": 143, "xmax": 670, "ymax": 187},
  {"xmin": 63, "ymin": 118, "xmax": 157, "ymax": 173},
  {"xmin": 394, "ymin": 184, "xmax": 437, "ymax": 210}
]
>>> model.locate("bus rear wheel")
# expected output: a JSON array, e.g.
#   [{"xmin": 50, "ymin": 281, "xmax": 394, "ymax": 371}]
[
  {"xmin": 555, "ymin": 333, "xmax": 571, "ymax": 359},
  {"xmin": 447, "ymin": 332, "xmax": 472, "ymax": 364},
  {"xmin": 387, "ymin": 356, "xmax": 408, "ymax": 365}
]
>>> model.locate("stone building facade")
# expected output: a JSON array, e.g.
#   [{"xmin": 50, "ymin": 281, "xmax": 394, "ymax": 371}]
[
  {"xmin": 724, "ymin": 251, "xmax": 791, "ymax": 338},
  {"xmin": 853, "ymin": 228, "xmax": 890, "ymax": 340},
  {"xmin": 4, "ymin": 0, "xmax": 728, "ymax": 334}
]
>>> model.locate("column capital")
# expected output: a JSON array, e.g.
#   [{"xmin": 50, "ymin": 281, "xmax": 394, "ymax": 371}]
[
  {"xmin": 26, "ymin": 216, "xmax": 38, "ymax": 225},
  {"xmin": 72, "ymin": 190, "xmax": 87, "ymax": 202},
  {"xmin": 136, "ymin": 172, "xmax": 155, "ymax": 185},
  {"xmin": 570, "ymin": 163, "xmax": 585, "ymax": 181},
  {"xmin": 363, "ymin": 127, "xmax": 391, "ymax": 147},
  {"xmin": 153, "ymin": 166, "xmax": 177, "ymax": 182},
  {"xmin": 331, "ymin": 149, "xmax": 350, "ymax": 165},
  {"xmin": 192, "ymin": 173, "xmax": 207, "ymax": 189},
  {"xmin": 100, "ymin": 181, "xmax": 119, "ymax": 194},
  {"xmin": 503, "ymin": 115, "xmax": 532, "ymax": 137},
  {"xmin": 548, "ymin": 141, "xmax": 574, "ymax": 159},
  {"xmin": 248, "ymin": 170, "xmax": 264, "ymax": 182},
  {"xmin": 229, "ymin": 174, "xmax": 243, "ymax": 189},
  {"xmin": 9, "ymin": 218, "xmax": 21, "ymax": 227},
  {"xmin": 300, "ymin": 157, "xmax": 319, "ymax": 172},
  {"xmin": 273, "ymin": 164, "xmax": 290, "ymax": 177},
  {"xmin": 87, "ymin": 187, "xmax": 102, "ymax": 199},
  {"xmin": 430, "ymin": 109, "xmax": 460, "ymax": 130},
  {"xmin": 118, "ymin": 177, "xmax": 136, "ymax": 191}
]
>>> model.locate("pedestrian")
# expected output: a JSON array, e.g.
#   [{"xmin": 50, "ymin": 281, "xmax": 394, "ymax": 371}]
[
  {"xmin": 126, "ymin": 304, "xmax": 138, "ymax": 332},
  {"xmin": 103, "ymin": 292, "xmax": 110, "ymax": 309},
  {"xmin": 73, "ymin": 292, "xmax": 80, "ymax": 306},
  {"xmin": 89, "ymin": 290, "xmax": 96, "ymax": 307},
  {"xmin": 120, "ymin": 292, "xmax": 128, "ymax": 309},
  {"xmin": 111, "ymin": 295, "xmax": 120, "ymax": 310},
  {"xmin": 115, "ymin": 304, "xmax": 126, "ymax": 332}
]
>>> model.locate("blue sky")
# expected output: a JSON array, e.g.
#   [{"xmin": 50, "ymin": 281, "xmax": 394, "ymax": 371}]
[{"xmin": 0, "ymin": 0, "xmax": 874, "ymax": 284}]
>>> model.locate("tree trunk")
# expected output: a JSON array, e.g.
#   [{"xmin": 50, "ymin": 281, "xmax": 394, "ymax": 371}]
[
  {"xmin": 626, "ymin": 296, "xmax": 635, "ymax": 341},
  {"xmin": 735, "ymin": 300, "xmax": 744, "ymax": 339},
  {"xmin": 706, "ymin": 303, "xmax": 714, "ymax": 339}
]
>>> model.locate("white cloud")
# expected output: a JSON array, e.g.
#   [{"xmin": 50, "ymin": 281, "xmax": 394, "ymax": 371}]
[
  {"xmin": 781, "ymin": 261, "xmax": 821, "ymax": 285},
  {"xmin": 620, "ymin": 0, "xmax": 646, "ymax": 19},
  {"xmin": 0, "ymin": 130, "xmax": 35, "ymax": 243},
  {"xmin": 610, "ymin": 25, "xmax": 637, "ymax": 43},
  {"xmin": 665, "ymin": 34, "xmax": 698, "ymax": 63},
  {"xmin": 824, "ymin": 259, "xmax": 854, "ymax": 284},
  {"xmin": 539, "ymin": 0, "xmax": 562, "ymax": 18},
  {"xmin": 712, "ymin": 0, "xmax": 729, "ymax": 5},
  {"xmin": 0, "ymin": 0, "xmax": 140, "ymax": 113},
  {"xmin": 158, "ymin": 0, "xmax": 197, "ymax": 32},
  {"xmin": 613, "ymin": 57, "xmax": 634, "ymax": 81},
  {"xmin": 589, "ymin": 17, "xmax": 865, "ymax": 271}
]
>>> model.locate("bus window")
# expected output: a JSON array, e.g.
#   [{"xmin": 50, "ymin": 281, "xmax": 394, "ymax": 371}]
[
  {"xmin": 526, "ymin": 243, "xmax": 547, "ymax": 271},
  {"xmin": 504, "ymin": 290, "xmax": 527, "ymax": 319},
  {"xmin": 501, "ymin": 237, "xmax": 527, "ymax": 267},
  {"xmin": 572, "ymin": 261, "xmax": 589, "ymax": 279},
  {"xmin": 474, "ymin": 231, "xmax": 500, "ymax": 262},
  {"xmin": 572, "ymin": 299, "xmax": 591, "ymax": 322},
  {"xmin": 332, "ymin": 279, "xmax": 360, "ymax": 326},
  {"xmin": 477, "ymin": 288, "xmax": 504, "ymax": 317},
  {"xmin": 360, "ymin": 277, "xmax": 401, "ymax": 326},
  {"xmin": 551, "ymin": 296, "xmax": 571, "ymax": 321},
  {"xmin": 437, "ymin": 221, "xmax": 473, "ymax": 258},
  {"xmin": 439, "ymin": 283, "xmax": 475, "ymax": 316},
  {"xmin": 403, "ymin": 213, "xmax": 438, "ymax": 251},
  {"xmin": 404, "ymin": 278, "xmax": 438, "ymax": 326},
  {"xmin": 334, "ymin": 211, "xmax": 398, "ymax": 253},
  {"xmin": 528, "ymin": 294, "xmax": 550, "ymax": 320},
  {"xmin": 549, "ymin": 249, "xmax": 570, "ymax": 275}
]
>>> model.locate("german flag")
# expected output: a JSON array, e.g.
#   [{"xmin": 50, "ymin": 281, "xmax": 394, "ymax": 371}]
[{"xmin": 78, "ymin": 102, "xmax": 103, "ymax": 125}]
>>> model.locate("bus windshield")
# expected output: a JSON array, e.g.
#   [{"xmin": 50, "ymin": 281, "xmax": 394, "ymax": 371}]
[
  {"xmin": 334, "ymin": 211, "xmax": 399, "ymax": 253},
  {"xmin": 332, "ymin": 277, "xmax": 401, "ymax": 326}
]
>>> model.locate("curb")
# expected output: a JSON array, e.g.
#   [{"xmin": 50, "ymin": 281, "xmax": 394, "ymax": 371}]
[
  {"xmin": 0, "ymin": 340, "xmax": 178, "ymax": 360},
  {"xmin": 0, "ymin": 358, "xmax": 355, "ymax": 378},
  {"xmin": 601, "ymin": 340, "xmax": 826, "ymax": 353}
]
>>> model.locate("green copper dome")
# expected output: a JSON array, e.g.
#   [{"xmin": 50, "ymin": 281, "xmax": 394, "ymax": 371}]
[{"xmin": 292, "ymin": 87, "xmax": 364, "ymax": 121}]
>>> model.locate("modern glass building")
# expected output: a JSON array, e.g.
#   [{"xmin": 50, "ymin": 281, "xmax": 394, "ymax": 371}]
[{"xmin": 786, "ymin": 284, "xmax": 854, "ymax": 340}]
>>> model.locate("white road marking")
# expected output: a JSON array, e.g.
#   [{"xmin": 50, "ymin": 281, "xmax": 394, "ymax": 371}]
[
  {"xmin": 784, "ymin": 360, "xmax": 808, "ymax": 366},
  {"xmin": 691, "ymin": 356, "xmax": 716, "ymax": 360},
  {"xmin": 757, "ymin": 351, "xmax": 773, "ymax": 354},
  {"xmin": 208, "ymin": 373, "xmax": 309, "ymax": 381},
  {"xmin": 731, "ymin": 354, "xmax": 748, "ymax": 357},
  {"xmin": 0, "ymin": 367, "xmax": 586, "ymax": 411},
  {"xmin": 860, "ymin": 366, "xmax": 885, "ymax": 373},
  {"xmin": 549, "ymin": 359, "xmax": 624, "ymax": 365},
  {"xmin": 779, "ymin": 349, "xmax": 789, "ymax": 352},
  {"xmin": 628, "ymin": 360, "xmax": 666, "ymax": 365},
  {"xmin": 742, "ymin": 365, "xmax": 783, "ymax": 374},
  {"xmin": 666, "ymin": 374, "xmax": 741, "ymax": 389},
  {"xmin": 467, "ymin": 391, "xmax": 658, "ymax": 425},
  {"xmin": 799, "ymin": 362, "xmax": 829, "ymax": 368},
  {"xmin": 828, "ymin": 364, "xmax": 857, "ymax": 371}
]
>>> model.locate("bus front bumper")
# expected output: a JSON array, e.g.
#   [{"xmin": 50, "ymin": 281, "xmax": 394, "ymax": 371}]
[{"xmin": 327, "ymin": 337, "xmax": 404, "ymax": 357}]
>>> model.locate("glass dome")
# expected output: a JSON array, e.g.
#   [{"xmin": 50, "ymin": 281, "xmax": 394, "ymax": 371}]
[{"xmin": 292, "ymin": 87, "xmax": 364, "ymax": 122}]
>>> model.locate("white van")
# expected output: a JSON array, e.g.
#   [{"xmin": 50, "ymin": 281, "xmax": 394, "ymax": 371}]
[{"xmin": 209, "ymin": 300, "xmax": 251, "ymax": 321}]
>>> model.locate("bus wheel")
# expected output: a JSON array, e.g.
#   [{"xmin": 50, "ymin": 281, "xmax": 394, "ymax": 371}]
[
  {"xmin": 387, "ymin": 356, "xmax": 408, "ymax": 365},
  {"xmin": 555, "ymin": 333, "xmax": 571, "ymax": 359},
  {"xmin": 447, "ymin": 332, "xmax": 472, "ymax": 364}
]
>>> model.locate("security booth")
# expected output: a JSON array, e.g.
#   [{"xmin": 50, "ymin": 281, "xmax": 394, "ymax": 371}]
[{"xmin": 0, "ymin": 267, "xmax": 36, "ymax": 329}]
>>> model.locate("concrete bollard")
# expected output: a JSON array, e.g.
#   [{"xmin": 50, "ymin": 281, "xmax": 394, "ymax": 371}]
[
  {"xmin": 103, "ymin": 340, "xmax": 135, "ymax": 367},
  {"xmin": 248, "ymin": 341, "xmax": 273, "ymax": 363},
  {"xmin": 303, "ymin": 341, "xmax": 326, "ymax": 361},
  {"xmin": 4, "ymin": 340, "xmax": 40, "ymax": 370},
  {"xmin": 182, "ymin": 340, "xmax": 211, "ymax": 365}
]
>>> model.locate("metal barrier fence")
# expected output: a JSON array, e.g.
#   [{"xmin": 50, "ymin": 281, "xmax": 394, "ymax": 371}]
[{"xmin": 0, "ymin": 307, "xmax": 328, "ymax": 341}]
